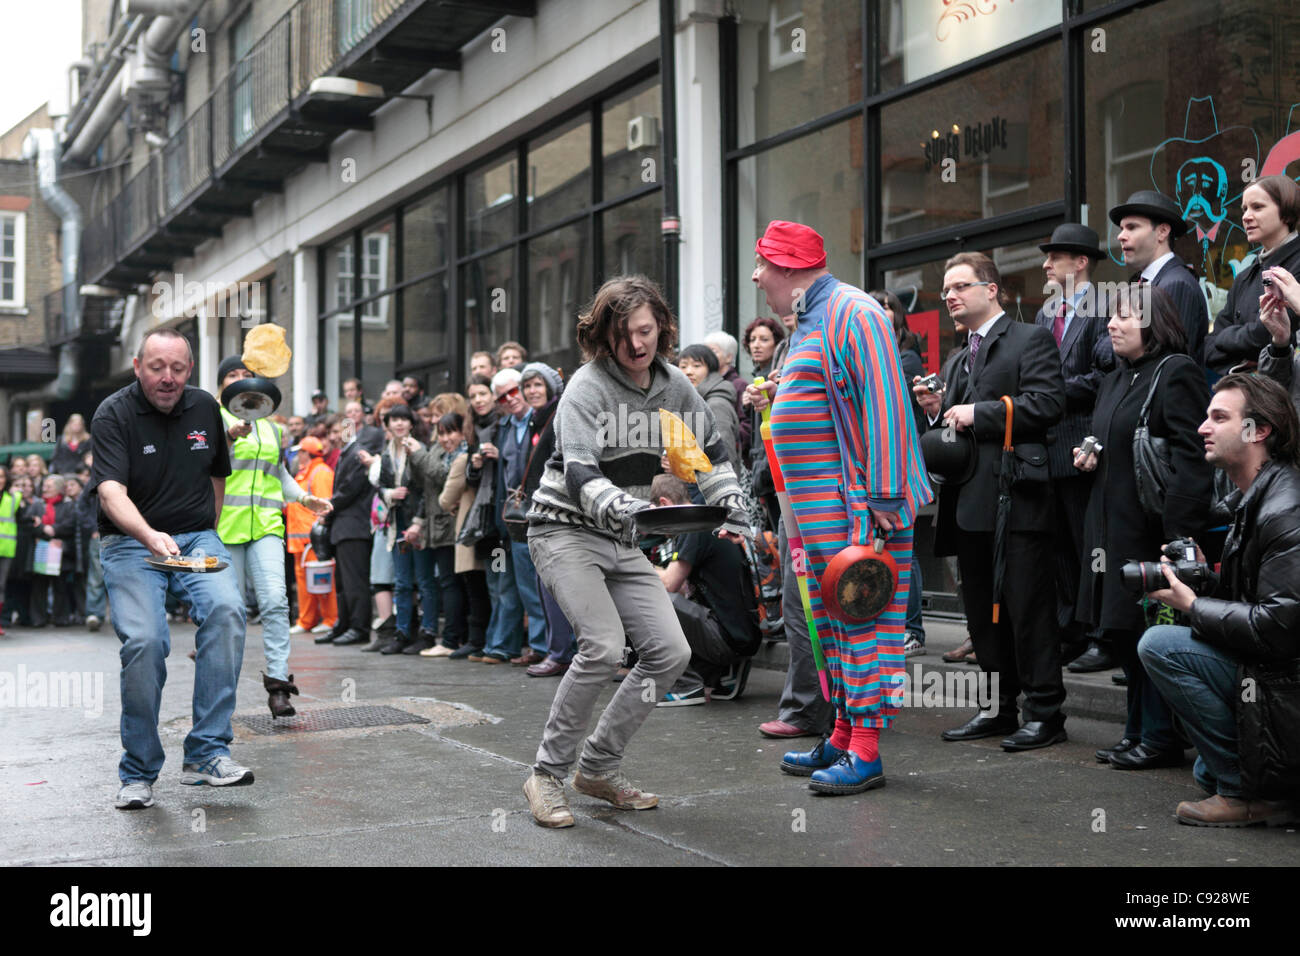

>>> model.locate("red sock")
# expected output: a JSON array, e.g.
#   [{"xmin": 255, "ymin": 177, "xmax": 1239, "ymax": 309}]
[
  {"xmin": 850, "ymin": 726, "xmax": 880, "ymax": 762},
  {"xmin": 828, "ymin": 717, "xmax": 852, "ymax": 751}
]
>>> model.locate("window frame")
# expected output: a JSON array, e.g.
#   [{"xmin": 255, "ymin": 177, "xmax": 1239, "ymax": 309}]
[{"xmin": 0, "ymin": 211, "xmax": 26, "ymax": 309}]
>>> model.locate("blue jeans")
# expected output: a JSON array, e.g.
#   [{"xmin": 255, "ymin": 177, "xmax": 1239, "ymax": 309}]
[
  {"xmin": 225, "ymin": 534, "xmax": 291, "ymax": 680},
  {"xmin": 483, "ymin": 548, "xmax": 524, "ymax": 660},
  {"xmin": 101, "ymin": 530, "xmax": 246, "ymax": 784},
  {"xmin": 393, "ymin": 541, "xmax": 439, "ymax": 637},
  {"xmin": 1138, "ymin": 624, "xmax": 1241, "ymax": 797},
  {"xmin": 85, "ymin": 535, "xmax": 107, "ymax": 619},
  {"xmin": 511, "ymin": 539, "xmax": 548, "ymax": 655}
]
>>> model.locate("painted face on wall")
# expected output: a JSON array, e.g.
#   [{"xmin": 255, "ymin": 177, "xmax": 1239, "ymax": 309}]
[{"xmin": 1176, "ymin": 157, "xmax": 1229, "ymax": 231}]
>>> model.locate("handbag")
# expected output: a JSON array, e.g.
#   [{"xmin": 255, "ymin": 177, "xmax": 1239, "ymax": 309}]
[
  {"xmin": 503, "ymin": 416, "xmax": 552, "ymax": 543},
  {"xmin": 1236, "ymin": 658, "xmax": 1300, "ymax": 800},
  {"xmin": 1132, "ymin": 355, "xmax": 1179, "ymax": 517}
]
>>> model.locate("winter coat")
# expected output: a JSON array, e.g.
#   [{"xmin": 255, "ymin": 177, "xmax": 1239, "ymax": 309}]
[
  {"xmin": 1204, "ymin": 235, "xmax": 1300, "ymax": 375},
  {"xmin": 407, "ymin": 442, "xmax": 457, "ymax": 549},
  {"xmin": 438, "ymin": 448, "xmax": 483, "ymax": 573},
  {"xmin": 1076, "ymin": 350, "xmax": 1214, "ymax": 632},
  {"xmin": 1188, "ymin": 460, "xmax": 1300, "ymax": 663},
  {"xmin": 698, "ymin": 370, "xmax": 741, "ymax": 466}
]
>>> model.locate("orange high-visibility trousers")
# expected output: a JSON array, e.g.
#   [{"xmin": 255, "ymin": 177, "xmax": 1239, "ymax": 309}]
[{"xmin": 294, "ymin": 548, "xmax": 338, "ymax": 630}]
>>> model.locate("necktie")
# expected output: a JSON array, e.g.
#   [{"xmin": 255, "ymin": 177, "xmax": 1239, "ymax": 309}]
[
  {"xmin": 969, "ymin": 333, "xmax": 981, "ymax": 360},
  {"xmin": 1052, "ymin": 301, "xmax": 1067, "ymax": 348}
]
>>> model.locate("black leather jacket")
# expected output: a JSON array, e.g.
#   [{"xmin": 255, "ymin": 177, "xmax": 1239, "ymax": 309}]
[{"xmin": 1189, "ymin": 460, "xmax": 1300, "ymax": 662}]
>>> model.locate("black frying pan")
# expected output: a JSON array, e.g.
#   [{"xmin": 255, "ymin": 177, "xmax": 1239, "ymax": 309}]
[
  {"xmin": 634, "ymin": 504, "xmax": 728, "ymax": 537},
  {"xmin": 221, "ymin": 377, "xmax": 282, "ymax": 421}
]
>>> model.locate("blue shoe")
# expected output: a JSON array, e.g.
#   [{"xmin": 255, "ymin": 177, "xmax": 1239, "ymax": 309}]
[
  {"xmin": 780, "ymin": 738, "xmax": 845, "ymax": 777},
  {"xmin": 808, "ymin": 752, "xmax": 885, "ymax": 795}
]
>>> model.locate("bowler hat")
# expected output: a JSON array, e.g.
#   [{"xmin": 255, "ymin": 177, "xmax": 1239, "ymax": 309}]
[
  {"xmin": 1108, "ymin": 190, "xmax": 1190, "ymax": 238},
  {"xmin": 920, "ymin": 425, "xmax": 978, "ymax": 486},
  {"xmin": 1039, "ymin": 223, "xmax": 1104, "ymax": 259}
]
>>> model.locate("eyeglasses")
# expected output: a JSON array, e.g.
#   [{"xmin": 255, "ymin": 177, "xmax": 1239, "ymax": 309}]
[
  {"xmin": 495, "ymin": 386, "xmax": 521, "ymax": 405},
  {"xmin": 941, "ymin": 281, "xmax": 991, "ymax": 298}
]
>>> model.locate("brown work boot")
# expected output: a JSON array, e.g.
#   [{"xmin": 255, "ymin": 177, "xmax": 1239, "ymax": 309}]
[
  {"xmin": 523, "ymin": 771, "xmax": 574, "ymax": 828},
  {"xmin": 1175, "ymin": 794, "xmax": 1294, "ymax": 828},
  {"xmin": 262, "ymin": 672, "xmax": 300, "ymax": 718},
  {"xmin": 572, "ymin": 769, "xmax": 659, "ymax": 810}
]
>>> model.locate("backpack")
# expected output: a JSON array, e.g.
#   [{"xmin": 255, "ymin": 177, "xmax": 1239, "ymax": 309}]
[{"xmin": 741, "ymin": 529, "xmax": 783, "ymax": 639}]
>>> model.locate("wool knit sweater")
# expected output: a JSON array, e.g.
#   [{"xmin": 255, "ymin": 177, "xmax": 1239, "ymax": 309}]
[{"xmin": 528, "ymin": 354, "xmax": 750, "ymax": 542}]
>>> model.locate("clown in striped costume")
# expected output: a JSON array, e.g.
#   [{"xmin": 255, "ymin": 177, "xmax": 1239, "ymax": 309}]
[{"xmin": 754, "ymin": 220, "xmax": 933, "ymax": 794}]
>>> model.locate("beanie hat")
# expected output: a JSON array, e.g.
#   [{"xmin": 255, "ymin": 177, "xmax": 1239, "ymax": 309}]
[
  {"xmin": 519, "ymin": 361, "xmax": 563, "ymax": 399},
  {"xmin": 218, "ymin": 355, "xmax": 249, "ymax": 383}
]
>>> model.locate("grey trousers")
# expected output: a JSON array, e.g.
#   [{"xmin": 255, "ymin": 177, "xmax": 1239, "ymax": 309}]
[
  {"xmin": 529, "ymin": 524, "xmax": 691, "ymax": 779},
  {"xmin": 776, "ymin": 517, "xmax": 834, "ymax": 734}
]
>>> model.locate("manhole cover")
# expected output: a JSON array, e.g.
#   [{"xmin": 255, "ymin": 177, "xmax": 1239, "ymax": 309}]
[{"xmin": 235, "ymin": 704, "xmax": 430, "ymax": 736}]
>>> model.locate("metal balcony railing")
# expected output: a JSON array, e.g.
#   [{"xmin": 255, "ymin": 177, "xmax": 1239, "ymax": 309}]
[{"xmin": 82, "ymin": 0, "xmax": 409, "ymax": 284}]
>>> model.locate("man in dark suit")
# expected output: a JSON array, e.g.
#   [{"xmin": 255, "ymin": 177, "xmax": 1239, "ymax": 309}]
[
  {"xmin": 316, "ymin": 431, "xmax": 373, "ymax": 646},
  {"xmin": 1034, "ymin": 224, "xmax": 1117, "ymax": 672},
  {"xmin": 1111, "ymin": 190, "xmax": 1208, "ymax": 366},
  {"xmin": 916, "ymin": 252, "xmax": 1068, "ymax": 750}
]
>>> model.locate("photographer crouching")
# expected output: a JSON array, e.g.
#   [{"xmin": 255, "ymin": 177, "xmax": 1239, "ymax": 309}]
[{"xmin": 1139, "ymin": 373, "xmax": 1300, "ymax": 827}]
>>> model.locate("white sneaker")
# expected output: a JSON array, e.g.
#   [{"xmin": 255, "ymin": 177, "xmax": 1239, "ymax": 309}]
[
  {"xmin": 420, "ymin": 643, "xmax": 454, "ymax": 657},
  {"xmin": 311, "ymin": 622, "xmax": 334, "ymax": 634},
  {"xmin": 904, "ymin": 635, "xmax": 926, "ymax": 658},
  {"xmin": 115, "ymin": 781, "xmax": 154, "ymax": 809},
  {"xmin": 86, "ymin": 615, "xmax": 102, "ymax": 632},
  {"xmin": 289, "ymin": 624, "xmax": 307, "ymax": 635},
  {"xmin": 181, "ymin": 755, "xmax": 254, "ymax": 787}
]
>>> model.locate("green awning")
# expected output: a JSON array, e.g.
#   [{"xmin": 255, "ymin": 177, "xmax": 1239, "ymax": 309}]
[{"xmin": 0, "ymin": 442, "xmax": 55, "ymax": 465}]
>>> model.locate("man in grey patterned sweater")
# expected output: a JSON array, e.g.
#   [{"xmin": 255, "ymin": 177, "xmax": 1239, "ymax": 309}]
[{"xmin": 523, "ymin": 275, "xmax": 750, "ymax": 828}]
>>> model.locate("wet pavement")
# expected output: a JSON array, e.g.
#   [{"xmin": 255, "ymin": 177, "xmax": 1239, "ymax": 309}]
[{"xmin": 2, "ymin": 618, "xmax": 1296, "ymax": 866}]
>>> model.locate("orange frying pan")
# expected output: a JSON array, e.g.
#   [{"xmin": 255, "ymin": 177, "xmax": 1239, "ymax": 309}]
[{"xmin": 822, "ymin": 534, "xmax": 900, "ymax": 623}]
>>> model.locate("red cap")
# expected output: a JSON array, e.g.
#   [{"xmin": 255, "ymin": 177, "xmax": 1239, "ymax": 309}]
[
  {"xmin": 299, "ymin": 436, "xmax": 324, "ymax": 457},
  {"xmin": 755, "ymin": 220, "xmax": 827, "ymax": 269}
]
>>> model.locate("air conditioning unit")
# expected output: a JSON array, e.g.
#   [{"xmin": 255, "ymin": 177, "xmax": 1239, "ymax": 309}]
[{"xmin": 627, "ymin": 115, "xmax": 659, "ymax": 151}]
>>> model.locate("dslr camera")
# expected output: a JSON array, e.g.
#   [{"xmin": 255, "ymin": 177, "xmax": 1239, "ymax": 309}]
[{"xmin": 1119, "ymin": 538, "xmax": 1213, "ymax": 595}]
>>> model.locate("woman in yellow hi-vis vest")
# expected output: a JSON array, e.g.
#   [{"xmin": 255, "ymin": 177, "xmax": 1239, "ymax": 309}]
[
  {"xmin": 216, "ymin": 358, "xmax": 331, "ymax": 717},
  {"xmin": 0, "ymin": 463, "xmax": 18, "ymax": 637}
]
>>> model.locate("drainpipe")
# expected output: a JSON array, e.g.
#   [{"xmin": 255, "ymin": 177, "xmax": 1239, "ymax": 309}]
[
  {"xmin": 659, "ymin": 0, "xmax": 681, "ymax": 317},
  {"xmin": 12, "ymin": 130, "xmax": 85, "ymax": 405}
]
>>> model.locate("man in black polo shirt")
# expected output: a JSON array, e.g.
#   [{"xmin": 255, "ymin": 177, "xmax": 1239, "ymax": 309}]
[
  {"xmin": 648, "ymin": 475, "xmax": 761, "ymax": 706},
  {"xmin": 90, "ymin": 328, "xmax": 253, "ymax": 811}
]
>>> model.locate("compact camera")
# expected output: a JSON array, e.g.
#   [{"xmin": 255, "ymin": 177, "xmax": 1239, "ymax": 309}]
[
  {"xmin": 1079, "ymin": 435, "xmax": 1102, "ymax": 457},
  {"xmin": 918, "ymin": 373, "xmax": 943, "ymax": 393}
]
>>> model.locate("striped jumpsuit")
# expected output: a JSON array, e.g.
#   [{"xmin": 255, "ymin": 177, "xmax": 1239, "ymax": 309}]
[{"xmin": 769, "ymin": 279, "xmax": 934, "ymax": 729}]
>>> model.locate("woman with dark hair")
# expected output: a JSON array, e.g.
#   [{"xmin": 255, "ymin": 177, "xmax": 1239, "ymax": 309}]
[
  {"xmin": 1204, "ymin": 174, "xmax": 1300, "ymax": 374},
  {"xmin": 1074, "ymin": 284, "xmax": 1214, "ymax": 769},
  {"xmin": 521, "ymin": 274, "xmax": 749, "ymax": 828},
  {"xmin": 427, "ymin": 411, "xmax": 490, "ymax": 659},
  {"xmin": 678, "ymin": 343, "xmax": 741, "ymax": 466},
  {"xmin": 743, "ymin": 317, "xmax": 785, "ymax": 379}
]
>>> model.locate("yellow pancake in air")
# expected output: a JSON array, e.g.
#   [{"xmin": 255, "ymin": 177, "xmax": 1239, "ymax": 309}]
[
  {"xmin": 242, "ymin": 323, "xmax": 292, "ymax": 378},
  {"xmin": 660, "ymin": 408, "xmax": 712, "ymax": 483}
]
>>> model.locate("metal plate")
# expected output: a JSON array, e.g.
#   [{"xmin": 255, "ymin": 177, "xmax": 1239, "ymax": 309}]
[
  {"xmin": 234, "ymin": 704, "xmax": 431, "ymax": 736},
  {"xmin": 145, "ymin": 557, "xmax": 230, "ymax": 573},
  {"xmin": 634, "ymin": 504, "xmax": 728, "ymax": 536}
]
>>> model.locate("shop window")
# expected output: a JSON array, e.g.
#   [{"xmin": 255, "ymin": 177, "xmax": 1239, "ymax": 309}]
[
  {"xmin": 602, "ymin": 193, "xmax": 663, "ymax": 285},
  {"xmin": 528, "ymin": 222, "xmax": 587, "ymax": 371},
  {"xmin": 402, "ymin": 189, "xmax": 449, "ymax": 277},
  {"xmin": 736, "ymin": 120, "xmax": 863, "ymax": 320},
  {"xmin": 875, "ymin": 0, "xmax": 1060, "ymax": 92},
  {"xmin": 736, "ymin": 0, "xmax": 862, "ymax": 146},
  {"xmin": 879, "ymin": 42, "xmax": 1062, "ymax": 241},
  {"xmin": 528, "ymin": 115, "xmax": 592, "ymax": 232},
  {"xmin": 1082, "ymin": 0, "xmax": 1300, "ymax": 313},
  {"xmin": 465, "ymin": 154, "xmax": 518, "ymax": 255},
  {"xmin": 603, "ymin": 78, "xmax": 662, "ymax": 202}
]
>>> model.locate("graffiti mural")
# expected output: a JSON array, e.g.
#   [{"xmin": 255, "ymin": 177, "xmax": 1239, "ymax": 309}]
[{"xmin": 1109, "ymin": 96, "xmax": 1300, "ymax": 322}]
